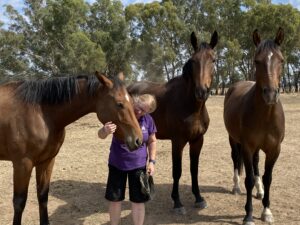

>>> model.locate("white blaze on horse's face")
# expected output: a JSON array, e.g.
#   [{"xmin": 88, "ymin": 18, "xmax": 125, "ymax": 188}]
[
  {"xmin": 125, "ymin": 93, "xmax": 130, "ymax": 102},
  {"xmin": 267, "ymin": 51, "xmax": 273, "ymax": 72}
]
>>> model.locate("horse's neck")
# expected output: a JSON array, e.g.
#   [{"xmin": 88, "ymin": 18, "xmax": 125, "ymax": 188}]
[
  {"xmin": 170, "ymin": 76, "xmax": 205, "ymax": 112},
  {"xmin": 43, "ymin": 83, "xmax": 97, "ymax": 129}
]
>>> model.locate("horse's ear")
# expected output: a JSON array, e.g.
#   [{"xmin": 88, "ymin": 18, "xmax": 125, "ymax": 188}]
[
  {"xmin": 191, "ymin": 32, "xmax": 198, "ymax": 51},
  {"xmin": 275, "ymin": 27, "xmax": 284, "ymax": 46},
  {"xmin": 95, "ymin": 71, "xmax": 113, "ymax": 89},
  {"xmin": 117, "ymin": 72, "xmax": 124, "ymax": 81},
  {"xmin": 253, "ymin": 29, "xmax": 261, "ymax": 47},
  {"xmin": 209, "ymin": 30, "xmax": 218, "ymax": 49}
]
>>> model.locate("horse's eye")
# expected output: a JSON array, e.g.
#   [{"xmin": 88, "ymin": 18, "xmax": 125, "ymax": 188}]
[
  {"xmin": 254, "ymin": 60, "xmax": 260, "ymax": 64},
  {"xmin": 117, "ymin": 102, "xmax": 124, "ymax": 109},
  {"xmin": 212, "ymin": 58, "xmax": 216, "ymax": 63}
]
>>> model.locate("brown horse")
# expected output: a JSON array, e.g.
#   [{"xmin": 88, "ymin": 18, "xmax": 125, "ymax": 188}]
[
  {"xmin": 128, "ymin": 31, "xmax": 218, "ymax": 214},
  {"xmin": 223, "ymin": 28, "xmax": 285, "ymax": 225},
  {"xmin": 0, "ymin": 71, "xmax": 142, "ymax": 225}
]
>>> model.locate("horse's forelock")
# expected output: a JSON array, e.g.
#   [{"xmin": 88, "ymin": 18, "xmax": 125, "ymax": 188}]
[
  {"xmin": 199, "ymin": 42, "xmax": 211, "ymax": 50},
  {"xmin": 112, "ymin": 76, "xmax": 125, "ymax": 89},
  {"xmin": 256, "ymin": 40, "xmax": 280, "ymax": 55}
]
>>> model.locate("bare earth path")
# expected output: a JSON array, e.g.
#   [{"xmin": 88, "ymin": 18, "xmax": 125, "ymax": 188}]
[{"xmin": 1, "ymin": 94, "xmax": 299, "ymax": 225}]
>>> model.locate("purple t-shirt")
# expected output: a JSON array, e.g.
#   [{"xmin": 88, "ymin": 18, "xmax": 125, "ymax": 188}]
[{"xmin": 108, "ymin": 114, "xmax": 157, "ymax": 171}]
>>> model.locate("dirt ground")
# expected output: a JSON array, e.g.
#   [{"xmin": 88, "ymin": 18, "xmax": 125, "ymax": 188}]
[{"xmin": 0, "ymin": 94, "xmax": 299, "ymax": 225}]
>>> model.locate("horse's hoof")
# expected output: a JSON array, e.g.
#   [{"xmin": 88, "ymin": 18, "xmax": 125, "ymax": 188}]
[
  {"xmin": 256, "ymin": 192, "xmax": 264, "ymax": 200},
  {"xmin": 173, "ymin": 207, "xmax": 186, "ymax": 215},
  {"xmin": 243, "ymin": 221, "xmax": 255, "ymax": 225},
  {"xmin": 194, "ymin": 200, "xmax": 208, "ymax": 210},
  {"xmin": 261, "ymin": 208, "xmax": 274, "ymax": 223},
  {"xmin": 232, "ymin": 187, "xmax": 242, "ymax": 195}
]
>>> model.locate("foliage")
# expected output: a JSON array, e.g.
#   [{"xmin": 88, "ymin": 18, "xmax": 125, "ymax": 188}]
[{"xmin": 0, "ymin": 0, "xmax": 299, "ymax": 92}]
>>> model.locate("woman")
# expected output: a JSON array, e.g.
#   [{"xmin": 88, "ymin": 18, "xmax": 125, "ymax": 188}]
[{"xmin": 98, "ymin": 94, "xmax": 157, "ymax": 225}]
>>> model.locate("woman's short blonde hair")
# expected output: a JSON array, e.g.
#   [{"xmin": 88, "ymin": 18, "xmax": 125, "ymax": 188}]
[{"xmin": 133, "ymin": 94, "xmax": 157, "ymax": 114}]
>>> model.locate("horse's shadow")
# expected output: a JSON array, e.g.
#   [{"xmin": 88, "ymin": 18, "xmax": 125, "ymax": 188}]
[{"xmin": 49, "ymin": 180, "xmax": 242, "ymax": 225}]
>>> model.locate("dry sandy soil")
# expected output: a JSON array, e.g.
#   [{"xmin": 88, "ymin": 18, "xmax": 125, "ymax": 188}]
[{"xmin": 0, "ymin": 94, "xmax": 299, "ymax": 225}]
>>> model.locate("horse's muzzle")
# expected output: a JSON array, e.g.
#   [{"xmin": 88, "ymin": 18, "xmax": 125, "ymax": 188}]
[
  {"xmin": 195, "ymin": 87, "xmax": 210, "ymax": 101},
  {"xmin": 262, "ymin": 87, "xmax": 280, "ymax": 105},
  {"xmin": 126, "ymin": 137, "xmax": 143, "ymax": 151}
]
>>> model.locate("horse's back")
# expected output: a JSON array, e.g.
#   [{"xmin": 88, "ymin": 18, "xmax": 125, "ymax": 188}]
[
  {"xmin": 128, "ymin": 81, "xmax": 166, "ymax": 97},
  {"xmin": 224, "ymin": 81, "xmax": 255, "ymax": 105}
]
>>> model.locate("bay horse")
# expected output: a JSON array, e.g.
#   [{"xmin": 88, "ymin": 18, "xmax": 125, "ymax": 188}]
[
  {"xmin": 128, "ymin": 31, "xmax": 218, "ymax": 214},
  {"xmin": 223, "ymin": 28, "xmax": 285, "ymax": 225},
  {"xmin": 0, "ymin": 71, "xmax": 143, "ymax": 225}
]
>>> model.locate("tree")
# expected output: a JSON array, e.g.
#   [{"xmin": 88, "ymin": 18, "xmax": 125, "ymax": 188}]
[
  {"xmin": 126, "ymin": 1, "xmax": 187, "ymax": 81},
  {"xmin": 88, "ymin": 0, "xmax": 131, "ymax": 76},
  {"xmin": 4, "ymin": 0, "xmax": 105, "ymax": 77},
  {"xmin": 0, "ymin": 28, "xmax": 29, "ymax": 82}
]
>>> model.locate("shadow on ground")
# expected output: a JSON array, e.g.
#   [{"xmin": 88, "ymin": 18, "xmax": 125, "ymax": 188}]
[{"xmin": 49, "ymin": 180, "xmax": 242, "ymax": 225}]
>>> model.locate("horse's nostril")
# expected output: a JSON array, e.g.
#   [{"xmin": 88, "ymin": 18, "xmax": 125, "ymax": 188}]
[
  {"xmin": 263, "ymin": 87, "xmax": 268, "ymax": 94},
  {"xmin": 136, "ymin": 138, "xmax": 142, "ymax": 147}
]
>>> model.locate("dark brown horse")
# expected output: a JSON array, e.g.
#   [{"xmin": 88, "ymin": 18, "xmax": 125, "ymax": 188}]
[
  {"xmin": 128, "ymin": 31, "xmax": 218, "ymax": 214},
  {"xmin": 223, "ymin": 28, "xmax": 285, "ymax": 225},
  {"xmin": 0, "ymin": 71, "xmax": 142, "ymax": 225}
]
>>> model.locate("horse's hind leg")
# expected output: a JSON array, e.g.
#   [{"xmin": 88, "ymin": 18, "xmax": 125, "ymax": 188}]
[
  {"xmin": 253, "ymin": 150, "xmax": 264, "ymax": 200},
  {"xmin": 12, "ymin": 159, "xmax": 33, "ymax": 225},
  {"xmin": 229, "ymin": 136, "xmax": 242, "ymax": 195},
  {"xmin": 36, "ymin": 158, "xmax": 55, "ymax": 225},
  {"xmin": 260, "ymin": 147, "xmax": 280, "ymax": 224},
  {"xmin": 171, "ymin": 139, "xmax": 186, "ymax": 215},
  {"xmin": 189, "ymin": 136, "xmax": 207, "ymax": 209}
]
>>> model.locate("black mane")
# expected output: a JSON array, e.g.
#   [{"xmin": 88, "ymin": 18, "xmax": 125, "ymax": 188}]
[{"xmin": 16, "ymin": 75, "xmax": 101, "ymax": 105}]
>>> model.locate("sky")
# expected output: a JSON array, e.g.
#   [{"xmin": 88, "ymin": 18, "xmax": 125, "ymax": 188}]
[{"xmin": 1, "ymin": 0, "xmax": 300, "ymax": 27}]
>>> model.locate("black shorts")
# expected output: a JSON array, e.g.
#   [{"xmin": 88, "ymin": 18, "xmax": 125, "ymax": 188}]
[{"xmin": 105, "ymin": 164, "xmax": 150, "ymax": 203}]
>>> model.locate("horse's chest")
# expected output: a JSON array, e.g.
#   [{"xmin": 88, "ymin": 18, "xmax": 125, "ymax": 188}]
[
  {"xmin": 183, "ymin": 113, "xmax": 208, "ymax": 136},
  {"xmin": 243, "ymin": 119, "xmax": 284, "ymax": 148}
]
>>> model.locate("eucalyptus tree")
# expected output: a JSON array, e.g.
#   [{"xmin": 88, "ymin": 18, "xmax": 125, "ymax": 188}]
[
  {"xmin": 87, "ymin": 0, "xmax": 131, "ymax": 76},
  {"xmin": 5, "ymin": 0, "xmax": 105, "ymax": 77},
  {"xmin": 126, "ymin": 1, "xmax": 187, "ymax": 81},
  {"xmin": 0, "ymin": 27, "xmax": 29, "ymax": 82}
]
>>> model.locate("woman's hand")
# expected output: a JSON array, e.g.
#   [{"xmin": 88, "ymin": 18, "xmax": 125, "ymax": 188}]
[
  {"xmin": 147, "ymin": 162, "xmax": 155, "ymax": 176},
  {"xmin": 103, "ymin": 121, "xmax": 117, "ymax": 135},
  {"xmin": 98, "ymin": 121, "xmax": 117, "ymax": 139}
]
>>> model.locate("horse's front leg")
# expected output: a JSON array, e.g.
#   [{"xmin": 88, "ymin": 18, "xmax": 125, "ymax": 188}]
[
  {"xmin": 229, "ymin": 136, "xmax": 242, "ymax": 195},
  {"xmin": 12, "ymin": 159, "xmax": 33, "ymax": 225},
  {"xmin": 260, "ymin": 146, "xmax": 280, "ymax": 224},
  {"xmin": 189, "ymin": 135, "xmax": 207, "ymax": 209},
  {"xmin": 36, "ymin": 157, "xmax": 56, "ymax": 225},
  {"xmin": 253, "ymin": 150, "xmax": 264, "ymax": 200},
  {"xmin": 242, "ymin": 147, "xmax": 255, "ymax": 225},
  {"xmin": 171, "ymin": 139, "xmax": 186, "ymax": 215}
]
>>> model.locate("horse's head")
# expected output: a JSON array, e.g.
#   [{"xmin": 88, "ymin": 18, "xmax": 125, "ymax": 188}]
[
  {"xmin": 183, "ymin": 31, "xmax": 218, "ymax": 102},
  {"xmin": 253, "ymin": 27, "xmax": 284, "ymax": 105},
  {"xmin": 95, "ymin": 71, "xmax": 143, "ymax": 151}
]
